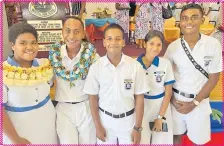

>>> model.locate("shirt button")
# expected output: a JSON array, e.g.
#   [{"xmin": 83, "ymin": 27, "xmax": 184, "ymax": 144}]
[
  {"xmin": 35, "ymin": 88, "xmax": 38, "ymax": 90},
  {"xmin": 35, "ymin": 99, "xmax": 38, "ymax": 102},
  {"xmin": 146, "ymin": 73, "xmax": 148, "ymax": 75},
  {"xmin": 147, "ymin": 92, "xmax": 149, "ymax": 94}
]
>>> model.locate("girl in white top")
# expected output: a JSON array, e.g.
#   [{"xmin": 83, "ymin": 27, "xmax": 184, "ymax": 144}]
[
  {"xmin": 3, "ymin": 22, "xmax": 57, "ymax": 144},
  {"xmin": 137, "ymin": 30, "xmax": 175, "ymax": 144}
]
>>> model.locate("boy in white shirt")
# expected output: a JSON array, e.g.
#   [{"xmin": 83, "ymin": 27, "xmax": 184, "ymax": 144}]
[{"xmin": 83, "ymin": 23, "xmax": 150, "ymax": 144}]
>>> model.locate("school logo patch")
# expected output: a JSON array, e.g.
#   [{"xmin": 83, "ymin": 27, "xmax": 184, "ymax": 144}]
[
  {"xmin": 29, "ymin": 2, "xmax": 57, "ymax": 18},
  {"xmin": 204, "ymin": 56, "xmax": 212, "ymax": 67},
  {"xmin": 124, "ymin": 79, "xmax": 133, "ymax": 90},
  {"xmin": 154, "ymin": 71, "xmax": 165, "ymax": 83}
]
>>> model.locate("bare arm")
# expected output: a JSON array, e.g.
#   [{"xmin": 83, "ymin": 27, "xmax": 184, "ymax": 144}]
[
  {"xmin": 89, "ymin": 95, "xmax": 101, "ymax": 128},
  {"xmin": 3, "ymin": 109, "xmax": 20, "ymax": 143},
  {"xmin": 3, "ymin": 109, "xmax": 30, "ymax": 144},
  {"xmin": 176, "ymin": 73, "xmax": 221, "ymax": 114},
  {"xmin": 158, "ymin": 84, "xmax": 172, "ymax": 117},
  {"xmin": 134, "ymin": 94, "xmax": 144, "ymax": 127},
  {"xmin": 195, "ymin": 73, "xmax": 220, "ymax": 102},
  {"xmin": 89, "ymin": 94, "xmax": 106, "ymax": 142},
  {"xmin": 131, "ymin": 94, "xmax": 144, "ymax": 144}
]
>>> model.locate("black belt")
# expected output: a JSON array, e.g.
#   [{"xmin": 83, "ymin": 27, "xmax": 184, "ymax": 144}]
[
  {"xmin": 173, "ymin": 88, "xmax": 195, "ymax": 98},
  {"xmin": 99, "ymin": 107, "xmax": 135, "ymax": 118},
  {"xmin": 65, "ymin": 100, "xmax": 85, "ymax": 104}
]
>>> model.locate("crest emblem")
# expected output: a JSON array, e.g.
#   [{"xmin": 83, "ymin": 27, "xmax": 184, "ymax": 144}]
[
  {"xmin": 204, "ymin": 56, "xmax": 212, "ymax": 67},
  {"xmin": 124, "ymin": 79, "xmax": 133, "ymax": 90},
  {"xmin": 154, "ymin": 71, "xmax": 165, "ymax": 83},
  {"xmin": 29, "ymin": 2, "xmax": 57, "ymax": 18},
  {"xmin": 204, "ymin": 60, "xmax": 211, "ymax": 67}
]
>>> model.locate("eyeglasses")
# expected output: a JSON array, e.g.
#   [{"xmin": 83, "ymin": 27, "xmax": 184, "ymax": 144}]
[{"xmin": 180, "ymin": 16, "xmax": 201, "ymax": 22}]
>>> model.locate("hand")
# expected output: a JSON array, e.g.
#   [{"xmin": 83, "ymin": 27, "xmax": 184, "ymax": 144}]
[
  {"xmin": 96, "ymin": 124, "xmax": 106, "ymax": 142},
  {"xmin": 131, "ymin": 129, "xmax": 141, "ymax": 144},
  {"xmin": 171, "ymin": 97, "xmax": 182, "ymax": 109},
  {"xmin": 176, "ymin": 101, "xmax": 196, "ymax": 114},
  {"xmin": 152, "ymin": 119, "xmax": 162, "ymax": 132},
  {"xmin": 13, "ymin": 137, "xmax": 31, "ymax": 144}
]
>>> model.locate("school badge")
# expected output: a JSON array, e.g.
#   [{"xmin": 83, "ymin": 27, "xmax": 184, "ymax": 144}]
[
  {"xmin": 154, "ymin": 71, "xmax": 165, "ymax": 83},
  {"xmin": 204, "ymin": 56, "xmax": 212, "ymax": 67},
  {"xmin": 29, "ymin": 2, "xmax": 57, "ymax": 18},
  {"xmin": 124, "ymin": 79, "xmax": 133, "ymax": 90}
]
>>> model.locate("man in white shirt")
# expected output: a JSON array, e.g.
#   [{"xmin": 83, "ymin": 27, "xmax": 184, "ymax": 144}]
[
  {"xmin": 83, "ymin": 24, "xmax": 150, "ymax": 144},
  {"xmin": 164, "ymin": 3, "xmax": 222, "ymax": 145},
  {"xmin": 49, "ymin": 16, "xmax": 100, "ymax": 144}
]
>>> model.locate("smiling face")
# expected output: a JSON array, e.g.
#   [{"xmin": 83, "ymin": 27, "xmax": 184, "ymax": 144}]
[
  {"xmin": 62, "ymin": 18, "xmax": 85, "ymax": 51},
  {"xmin": 145, "ymin": 36, "xmax": 162, "ymax": 57},
  {"xmin": 180, "ymin": 8, "xmax": 204, "ymax": 36},
  {"xmin": 12, "ymin": 33, "xmax": 39, "ymax": 62},
  {"xmin": 103, "ymin": 28, "xmax": 125, "ymax": 55}
]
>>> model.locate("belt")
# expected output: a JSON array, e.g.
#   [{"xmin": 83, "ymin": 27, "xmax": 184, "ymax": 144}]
[
  {"xmin": 173, "ymin": 88, "xmax": 195, "ymax": 98},
  {"xmin": 4, "ymin": 95, "xmax": 50, "ymax": 112},
  {"xmin": 99, "ymin": 107, "xmax": 135, "ymax": 118},
  {"xmin": 65, "ymin": 100, "xmax": 86, "ymax": 104},
  {"xmin": 144, "ymin": 92, "xmax": 165, "ymax": 99}
]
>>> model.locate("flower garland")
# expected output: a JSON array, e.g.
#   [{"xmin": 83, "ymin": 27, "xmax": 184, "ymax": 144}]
[
  {"xmin": 49, "ymin": 41, "xmax": 96, "ymax": 87},
  {"xmin": 3, "ymin": 59, "xmax": 53, "ymax": 86}
]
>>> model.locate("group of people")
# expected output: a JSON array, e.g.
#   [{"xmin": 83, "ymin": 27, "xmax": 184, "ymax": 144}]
[{"xmin": 3, "ymin": 3, "xmax": 222, "ymax": 145}]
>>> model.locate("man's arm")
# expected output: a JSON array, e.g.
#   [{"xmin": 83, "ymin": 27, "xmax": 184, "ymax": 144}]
[
  {"xmin": 89, "ymin": 95, "xmax": 106, "ymax": 142},
  {"xmin": 131, "ymin": 94, "xmax": 144, "ymax": 144},
  {"xmin": 177, "ymin": 73, "xmax": 220, "ymax": 114},
  {"xmin": 195, "ymin": 73, "xmax": 220, "ymax": 102},
  {"xmin": 134, "ymin": 94, "xmax": 144, "ymax": 128}
]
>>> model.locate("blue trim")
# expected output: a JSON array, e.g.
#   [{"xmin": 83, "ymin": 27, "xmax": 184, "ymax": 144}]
[
  {"xmin": 4, "ymin": 95, "xmax": 50, "ymax": 112},
  {"xmin": 137, "ymin": 53, "xmax": 147, "ymax": 70},
  {"xmin": 137, "ymin": 54, "xmax": 159, "ymax": 69},
  {"xmin": 7, "ymin": 57, "xmax": 39, "ymax": 67},
  {"xmin": 152, "ymin": 56, "xmax": 159, "ymax": 67},
  {"xmin": 144, "ymin": 92, "xmax": 165, "ymax": 99},
  {"xmin": 164, "ymin": 80, "xmax": 175, "ymax": 85}
]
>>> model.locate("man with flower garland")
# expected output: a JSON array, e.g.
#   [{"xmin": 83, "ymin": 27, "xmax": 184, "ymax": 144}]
[{"xmin": 49, "ymin": 17, "xmax": 100, "ymax": 144}]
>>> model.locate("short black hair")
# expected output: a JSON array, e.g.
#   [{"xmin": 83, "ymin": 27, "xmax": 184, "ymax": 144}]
[
  {"xmin": 63, "ymin": 16, "xmax": 84, "ymax": 29},
  {"xmin": 144, "ymin": 30, "xmax": 164, "ymax": 45},
  {"xmin": 103, "ymin": 23, "xmax": 124, "ymax": 39},
  {"xmin": 180, "ymin": 3, "xmax": 204, "ymax": 16},
  {"xmin": 8, "ymin": 22, "xmax": 38, "ymax": 44}
]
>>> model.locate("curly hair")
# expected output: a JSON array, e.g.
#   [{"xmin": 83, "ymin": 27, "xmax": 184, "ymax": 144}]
[{"xmin": 8, "ymin": 22, "xmax": 38, "ymax": 44}]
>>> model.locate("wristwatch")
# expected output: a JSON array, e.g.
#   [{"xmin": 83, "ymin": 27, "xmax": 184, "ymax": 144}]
[
  {"xmin": 157, "ymin": 115, "xmax": 166, "ymax": 120},
  {"xmin": 133, "ymin": 126, "xmax": 143, "ymax": 132},
  {"xmin": 192, "ymin": 99, "xmax": 200, "ymax": 106}
]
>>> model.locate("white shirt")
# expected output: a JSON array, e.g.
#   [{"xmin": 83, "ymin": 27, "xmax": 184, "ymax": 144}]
[
  {"xmin": 137, "ymin": 55, "xmax": 175, "ymax": 97},
  {"xmin": 54, "ymin": 43, "xmax": 100, "ymax": 102},
  {"xmin": 164, "ymin": 34, "xmax": 222, "ymax": 95},
  {"xmin": 3, "ymin": 57, "xmax": 50, "ymax": 107},
  {"xmin": 83, "ymin": 54, "xmax": 150, "ymax": 114}
]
